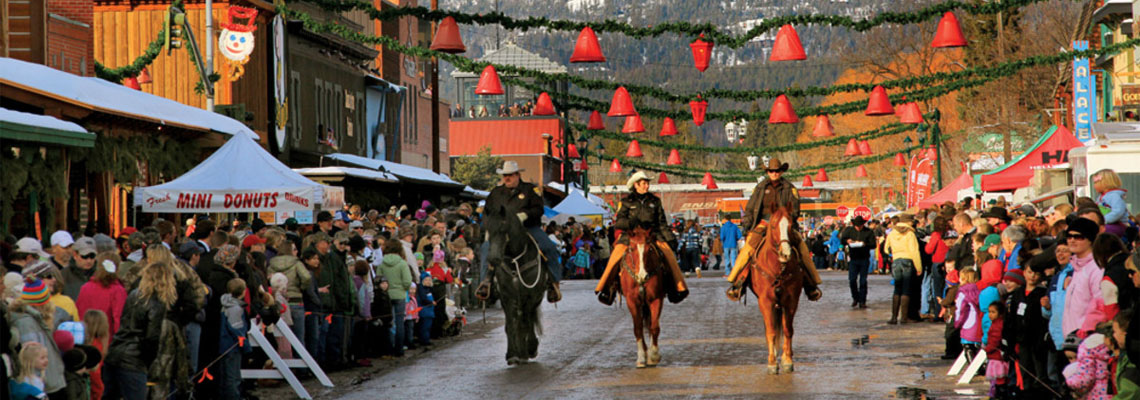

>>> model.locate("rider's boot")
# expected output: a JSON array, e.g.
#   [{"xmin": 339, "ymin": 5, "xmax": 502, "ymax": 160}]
[
  {"xmin": 726, "ymin": 229, "xmax": 762, "ymax": 301},
  {"xmin": 595, "ymin": 244, "xmax": 628, "ymax": 305},
  {"xmin": 798, "ymin": 239, "xmax": 822, "ymax": 301},
  {"xmin": 547, "ymin": 280, "xmax": 561, "ymax": 303},
  {"xmin": 656, "ymin": 241, "xmax": 688, "ymax": 304},
  {"xmin": 475, "ymin": 268, "xmax": 494, "ymax": 301}
]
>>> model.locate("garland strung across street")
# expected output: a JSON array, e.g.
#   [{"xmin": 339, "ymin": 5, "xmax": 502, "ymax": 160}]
[
  {"xmin": 576, "ymin": 122, "xmax": 917, "ymax": 154},
  {"xmin": 298, "ymin": 0, "xmax": 1047, "ymax": 49}
]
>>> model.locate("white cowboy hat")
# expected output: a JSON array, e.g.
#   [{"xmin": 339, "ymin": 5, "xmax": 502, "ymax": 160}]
[
  {"xmin": 495, "ymin": 161, "xmax": 525, "ymax": 175},
  {"xmin": 626, "ymin": 170, "xmax": 652, "ymax": 189}
]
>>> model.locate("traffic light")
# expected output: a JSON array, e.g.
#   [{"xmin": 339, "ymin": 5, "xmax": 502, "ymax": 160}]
[{"xmin": 165, "ymin": 8, "xmax": 185, "ymax": 51}]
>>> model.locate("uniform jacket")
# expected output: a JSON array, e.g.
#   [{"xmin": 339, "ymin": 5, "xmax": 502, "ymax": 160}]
[
  {"xmin": 613, "ymin": 192, "xmax": 675, "ymax": 242},
  {"xmin": 485, "ymin": 181, "xmax": 544, "ymax": 228},
  {"xmin": 742, "ymin": 177, "xmax": 799, "ymax": 231}
]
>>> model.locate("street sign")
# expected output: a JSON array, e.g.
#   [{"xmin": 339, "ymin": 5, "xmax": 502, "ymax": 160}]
[
  {"xmin": 823, "ymin": 216, "xmax": 834, "ymax": 225},
  {"xmin": 853, "ymin": 205, "xmax": 873, "ymax": 220},
  {"xmin": 836, "ymin": 205, "xmax": 849, "ymax": 218}
]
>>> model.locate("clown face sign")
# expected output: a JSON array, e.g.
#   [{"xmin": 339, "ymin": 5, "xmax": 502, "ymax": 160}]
[{"xmin": 218, "ymin": 6, "xmax": 258, "ymax": 79}]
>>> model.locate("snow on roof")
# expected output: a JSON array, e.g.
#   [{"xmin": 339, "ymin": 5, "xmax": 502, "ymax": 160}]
[
  {"xmin": 323, "ymin": 153, "xmax": 463, "ymax": 187},
  {"xmin": 294, "ymin": 166, "xmax": 399, "ymax": 183},
  {"xmin": 0, "ymin": 57, "xmax": 256, "ymax": 139},
  {"xmin": 463, "ymin": 186, "xmax": 490, "ymax": 199},
  {"xmin": 0, "ymin": 107, "xmax": 89, "ymax": 135},
  {"xmin": 451, "ymin": 42, "xmax": 567, "ymax": 78}
]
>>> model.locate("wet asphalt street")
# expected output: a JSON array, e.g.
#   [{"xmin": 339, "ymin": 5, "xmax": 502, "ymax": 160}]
[{"xmin": 325, "ymin": 270, "xmax": 989, "ymax": 399}]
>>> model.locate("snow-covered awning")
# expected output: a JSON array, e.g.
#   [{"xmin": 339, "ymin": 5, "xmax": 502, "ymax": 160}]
[
  {"xmin": 462, "ymin": 186, "xmax": 489, "ymax": 199},
  {"xmin": 0, "ymin": 57, "xmax": 257, "ymax": 139},
  {"xmin": 0, "ymin": 106, "xmax": 93, "ymax": 147},
  {"xmin": 294, "ymin": 166, "xmax": 398, "ymax": 183},
  {"xmin": 322, "ymin": 153, "xmax": 464, "ymax": 188}
]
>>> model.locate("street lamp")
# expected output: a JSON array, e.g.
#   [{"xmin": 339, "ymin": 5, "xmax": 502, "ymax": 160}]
[
  {"xmin": 900, "ymin": 135, "xmax": 913, "ymax": 207},
  {"xmin": 747, "ymin": 154, "xmax": 760, "ymax": 171},
  {"xmin": 577, "ymin": 136, "xmax": 589, "ymax": 192}
]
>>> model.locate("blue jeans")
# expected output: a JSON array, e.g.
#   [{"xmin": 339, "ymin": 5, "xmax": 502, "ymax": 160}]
[
  {"xmin": 480, "ymin": 227, "xmax": 562, "ymax": 283},
  {"xmin": 723, "ymin": 246, "xmax": 738, "ymax": 274},
  {"xmin": 417, "ymin": 317, "xmax": 434, "ymax": 345},
  {"xmin": 325, "ymin": 314, "xmax": 347, "ymax": 366},
  {"xmin": 185, "ymin": 322, "xmax": 201, "ymax": 372},
  {"xmin": 219, "ymin": 350, "xmax": 241, "ymax": 400},
  {"xmin": 102, "ymin": 365, "xmax": 148, "ymax": 400},
  {"xmin": 848, "ymin": 258, "xmax": 869, "ymax": 304},
  {"xmin": 891, "ymin": 259, "xmax": 916, "ymax": 296},
  {"xmin": 316, "ymin": 312, "xmax": 331, "ymax": 364},
  {"xmin": 305, "ymin": 310, "xmax": 321, "ymax": 360},
  {"xmin": 921, "ymin": 263, "xmax": 942, "ymax": 316},
  {"xmin": 289, "ymin": 304, "xmax": 306, "ymax": 349},
  {"xmin": 391, "ymin": 299, "xmax": 406, "ymax": 355}
]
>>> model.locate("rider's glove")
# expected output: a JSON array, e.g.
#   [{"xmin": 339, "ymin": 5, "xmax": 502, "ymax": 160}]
[{"xmin": 516, "ymin": 212, "xmax": 527, "ymax": 223}]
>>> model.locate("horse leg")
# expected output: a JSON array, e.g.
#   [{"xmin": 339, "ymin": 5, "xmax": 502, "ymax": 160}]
[
  {"xmin": 526, "ymin": 299, "xmax": 541, "ymax": 360},
  {"xmin": 647, "ymin": 297, "xmax": 663, "ymax": 366},
  {"xmin": 503, "ymin": 296, "xmax": 521, "ymax": 365},
  {"xmin": 629, "ymin": 297, "xmax": 647, "ymax": 368},
  {"xmin": 761, "ymin": 301, "xmax": 780, "ymax": 374},
  {"xmin": 780, "ymin": 304, "xmax": 795, "ymax": 373}
]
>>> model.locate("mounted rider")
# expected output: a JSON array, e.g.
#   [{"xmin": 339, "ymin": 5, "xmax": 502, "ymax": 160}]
[
  {"xmin": 595, "ymin": 171, "xmax": 689, "ymax": 305},
  {"xmin": 475, "ymin": 161, "xmax": 563, "ymax": 303},
  {"xmin": 725, "ymin": 158, "xmax": 823, "ymax": 302}
]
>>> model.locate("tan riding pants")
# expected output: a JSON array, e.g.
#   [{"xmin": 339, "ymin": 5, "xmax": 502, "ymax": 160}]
[
  {"xmin": 595, "ymin": 242, "xmax": 688, "ymax": 293},
  {"xmin": 726, "ymin": 227, "xmax": 821, "ymax": 286}
]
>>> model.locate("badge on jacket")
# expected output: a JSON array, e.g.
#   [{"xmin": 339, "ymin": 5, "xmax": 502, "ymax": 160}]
[{"xmin": 518, "ymin": 194, "xmax": 525, "ymax": 199}]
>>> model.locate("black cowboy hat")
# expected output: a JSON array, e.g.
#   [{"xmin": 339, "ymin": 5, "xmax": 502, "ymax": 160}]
[
  {"xmin": 980, "ymin": 207, "xmax": 1011, "ymax": 221},
  {"xmin": 764, "ymin": 157, "xmax": 789, "ymax": 172},
  {"xmin": 851, "ymin": 215, "xmax": 867, "ymax": 226}
]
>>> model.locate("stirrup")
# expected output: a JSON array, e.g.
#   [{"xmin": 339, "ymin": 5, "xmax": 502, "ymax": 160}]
[
  {"xmin": 474, "ymin": 279, "xmax": 493, "ymax": 301},
  {"xmin": 806, "ymin": 287, "xmax": 822, "ymax": 301},
  {"xmin": 725, "ymin": 282, "xmax": 744, "ymax": 302},
  {"xmin": 547, "ymin": 282, "xmax": 562, "ymax": 303},
  {"xmin": 597, "ymin": 287, "xmax": 615, "ymax": 306},
  {"xmin": 667, "ymin": 289, "xmax": 689, "ymax": 304}
]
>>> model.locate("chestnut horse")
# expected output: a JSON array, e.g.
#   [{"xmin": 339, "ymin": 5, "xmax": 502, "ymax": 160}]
[
  {"xmin": 618, "ymin": 227, "xmax": 667, "ymax": 368},
  {"xmin": 745, "ymin": 208, "xmax": 804, "ymax": 374}
]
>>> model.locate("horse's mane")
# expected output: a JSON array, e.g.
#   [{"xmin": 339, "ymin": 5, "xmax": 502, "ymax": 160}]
[{"xmin": 765, "ymin": 208, "xmax": 791, "ymax": 244}]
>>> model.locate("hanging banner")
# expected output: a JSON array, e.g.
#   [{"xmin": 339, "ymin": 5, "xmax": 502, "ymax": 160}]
[
  {"xmin": 137, "ymin": 187, "xmax": 317, "ymax": 213},
  {"xmin": 1072, "ymin": 41, "xmax": 1097, "ymax": 145},
  {"xmin": 273, "ymin": 15, "xmax": 287, "ymax": 150},
  {"xmin": 907, "ymin": 152, "xmax": 934, "ymax": 209}
]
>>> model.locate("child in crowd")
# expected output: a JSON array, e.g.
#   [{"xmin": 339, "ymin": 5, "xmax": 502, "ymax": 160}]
[
  {"xmin": 1064, "ymin": 324, "xmax": 1113, "ymax": 400},
  {"xmin": 416, "ymin": 273, "xmax": 435, "ymax": 346},
  {"xmin": 11, "ymin": 342, "xmax": 48, "ymax": 400},
  {"xmin": 218, "ymin": 278, "xmax": 249, "ymax": 400},
  {"xmin": 427, "ymin": 250, "xmax": 452, "ymax": 339},
  {"xmin": 955, "ymin": 269, "xmax": 983, "ymax": 359},
  {"xmin": 939, "ymin": 267, "xmax": 961, "ymax": 360},
  {"xmin": 62, "ymin": 345, "xmax": 97, "ymax": 400},
  {"xmin": 269, "ymin": 272, "xmax": 293, "ymax": 360},
  {"xmin": 984, "ymin": 302, "xmax": 1009, "ymax": 397},
  {"xmin": 82, "ymin": 310, "xmax": 109, "ymax": 400},
  {"xmin": 372, "ymin": 278, "xmax": 394, "ymax": 357},
  {"xmin": 1113, "ymin": 310, "xmax": 1139, "ymax": 398},
  {"xmin": 405, "ymin": 283, "xmax": 419, "ymax": 350}
]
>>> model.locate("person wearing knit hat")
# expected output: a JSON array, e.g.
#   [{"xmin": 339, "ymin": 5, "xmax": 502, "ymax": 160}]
[
  {"xmin": 22, "ymin": 278, "xmax": 50, "ymax": 306},
  {"xmin": 214, "ymin": 244, "xmax": 241, "ymax": 266},
  {"xmin": 53, "ymin": 330, "xmax": 75, "ymax": 353},
  {"xmin": 1003, "ymin": 269, "xmax": 1026, "ymax": 288}
]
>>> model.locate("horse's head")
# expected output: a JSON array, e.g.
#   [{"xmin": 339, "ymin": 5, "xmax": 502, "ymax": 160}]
[
  {"xmin": 482, "ymin": 204, "xmax": 526, "ymax": 267},
  {"xmin": 628, "ymin": 226, "xmax": 652, "ymax": 245},
  {"xmin": 767, "ymin": 208, "xmax": 793, "ymax": 263}
]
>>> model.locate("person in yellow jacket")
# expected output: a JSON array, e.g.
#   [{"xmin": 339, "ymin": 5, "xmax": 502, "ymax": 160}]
[{"xmin": 883, "ymin": 213, "xmax": 922, "ymax": 325}]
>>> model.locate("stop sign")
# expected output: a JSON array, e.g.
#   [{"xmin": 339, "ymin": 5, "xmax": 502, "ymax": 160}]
[
  {"xmin": 836, "ymin": 206, "xmax": 849, "ymax": 218},
  {"xmin": 853, "ymin": 205, "xmax": 873, "ymax": 220},
  {"xmin": 823, "ymin": 216, "xmax": 834, "ymax": 225}
]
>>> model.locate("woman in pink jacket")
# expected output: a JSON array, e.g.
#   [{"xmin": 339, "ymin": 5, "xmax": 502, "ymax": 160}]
[
  {"xmin": 1062, "ymin": 220, "xmax": 1105, "ymax": 339},
  {"xmin": 76, "ymin": 257, "xmax": 127, "ymax": 336}
]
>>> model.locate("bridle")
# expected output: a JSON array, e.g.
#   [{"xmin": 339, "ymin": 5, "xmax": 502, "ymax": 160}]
[{"xmin": 493, "ymin": 226, "xmax": 543, "ymax": 289}]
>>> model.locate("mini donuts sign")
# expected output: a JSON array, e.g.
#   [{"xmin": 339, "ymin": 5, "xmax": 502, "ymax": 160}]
[
  {"xmin": 141, "ymin": 187, "xmax": 318, "ymax": 213},
  {"xmin": 219, "ymin": 6, "xmax": 258, "ymax": 80}
]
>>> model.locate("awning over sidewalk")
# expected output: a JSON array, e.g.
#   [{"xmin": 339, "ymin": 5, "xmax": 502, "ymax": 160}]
[
  {"xmin": 294, "ymin": 166, "xmax": 398, "ymax": 183},
  {"xmin": 0, "ymin": 107, "xmax": 93, "ymax": 147},
  {"xmin": 323, "ymin": 153, "xmax": 465, "ymax": 189}
]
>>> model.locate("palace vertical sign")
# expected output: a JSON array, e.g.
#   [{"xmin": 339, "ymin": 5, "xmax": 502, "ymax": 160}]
[{"xmin": 1072, "ymin": 41, "xmax": 1097, "ymax": 145}]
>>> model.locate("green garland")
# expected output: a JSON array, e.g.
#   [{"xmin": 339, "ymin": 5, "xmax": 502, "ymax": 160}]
[
  {"xmin": 577, "ymin": 121, "xmax": 917, "ymax": 154},
  {"xmin": 299, "ymin": 0, "xmax": 1049, "ymax": 49},
  {"xmin": 94, "ymin": 0, "xmax": 217, "ymax": 92}
]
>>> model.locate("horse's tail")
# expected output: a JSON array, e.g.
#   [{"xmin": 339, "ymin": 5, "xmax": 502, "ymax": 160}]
[{"xmin": 534, "ymin": 300, "xmax": 544, "ymax": 338}]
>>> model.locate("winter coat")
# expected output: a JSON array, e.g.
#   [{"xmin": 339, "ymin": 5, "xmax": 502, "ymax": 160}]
[
  {"xmin": 884, "ymin": 223, "xmax": 922, "ymax": 274},
  {"xmin": 353, "ymin": 276, "xmax": 372, "ymax": 320},
  {"xmin": 826, "ymin": 231, "xmax": 841, "ymax": 255},
  {"xmin": 218, "ymin": 294, "xmax": 248, "ymax": 354},
  {"xmin": 1116, "ymin": 351, "xmax": 1140, "ymax": 400},
  {"xmin": 614, "ymin": 192, "xmax": 675, "ymax": 243},
  {"xmin": 742, "ymin": 177, "xmax": 799, "ymax": 231},
  {"xmin": 485, "ymin": 181, "xmax": 544, "ymax": 228},
  {"xmin": 104, "ymin": 289, "xmax": 166, "ymax": 373},
  {"xmin": 978, "ymin": 259, "xmax": 1005, "ymax": 290},
  {"xmin": 268, "ymin": 254, "xmax": 312, "ymax": 302},
  {"xmin": 401, "ymin": 240, "xmax": 420, "ymax": 278},
  {"xmin": 64, "ymin": 370, "xmax": 89, "ymax": 400},
  {"xmin": 1065, "ymin": 333, "xmax": 1112, "ymax": 400},
  {"xmin": 1103, "ymin": 252, "xmax": 1135, "ymax": 313},
  {"xmin": 9, "ymin": 306, "xmax": 66, "ymax": 393},
  {"xmin": 378, "ymin": 254, "xmax": 412, "ymax": 301},
  {"xmin": 924, "ymin": 231, "xmax": 949, "ymax": 264},
  {"xmin": 955, "ymin": 283, "xmax": 983, "ymax": 343},
  {"xmin": 1099, "ymin": 189, "xmax": 1129, "ymax": 225},
  {"xmin": 416, "ymin": 285, "xmax": 435, "ymax": 320},
  {"xmin": 61, "ymin": 265, "xmax": 94, "ymax": 300},
  {"xmin": 1006, "ymin": 286, "xmax": 1048, "ymax": 351},
  {"xmin": 1064, "ymin": 252, "xmax": 1104, "ymax": 336},
  {"xmin": 984, "ymin": 317, "xmax": 1005, "ymax": 361},
  {"xmin": 979, "ymin": 284, "xmax": 1003, "ymax": 346},
  {"xmin": 314, "ymin": 249, "xmax": 355, "ymax": 315},
  {"xmin": 720, "ymin": 221, "xmax": 741, "ymax": 249},
  {"xmin": 1047, "ymin": 264, "xmax": 1075, "ymax": 350},
  {"xmin": 841, "ymin": 226, "xmax": 876, "ymax": 260},
  {"xmin": 945, "ymin": 228, "xmax": 976, "ymax": 270},
  {"xmin": 76, "ymin": 280, "xmax": 127, "ymax": 336},
  {"xmin": 999, "ymin": 242, "xmax": 1023, "ymax": 271}
]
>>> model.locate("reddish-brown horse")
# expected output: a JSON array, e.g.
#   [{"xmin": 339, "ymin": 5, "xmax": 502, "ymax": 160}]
[
  {"xmin": 618, "ymin": 227, "xmax": 666, "ymax": 368},
  {"xmin": 743, "ymin": 208, "xmax": 804, "ymax": 374}
]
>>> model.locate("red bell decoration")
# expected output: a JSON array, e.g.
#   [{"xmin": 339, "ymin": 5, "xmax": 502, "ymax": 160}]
[
  {"xmin": 856, "ymin": 165, "xmax": 869, "ymax": 177},
  {"xmin": 666, "ymin": 149, "xmax": 682, "ymax": 165},
  {"xmin": 770, "ymin": 24, "xmax": 807, "ymax": 61},
  {"xmin": 430, "ymin": 17, "xmax": 466, "ymax": 53},
  {"xmin": 702, "ymin": 172, "xmax": 718, "ymax": 189},
  {"xmin": 123, "ymin": 76, "xmax": 141, "ymax": 90},
  {"xmin": 689, "ymin": 34, "xmax": 713, "ymax": 72},
  {"xmin": 931, "ymin": 12, "xmax": 967, "ymax": 48},
  {"xmin": 815, "ymin": 168, "xmax": 830, "ymax": 182},
  {"xmin": 802, "ymin": 174, "xmax": 814, "ymax": 188},
  {"xmin": 689, "ymin": 96, "xmax": 708, "ymax": 126},
  {"xmin": 609, "ymin": 158, "xmax": 622, "ymax": 172},
  {"xmin": 898, "ymin": 102, "xmax": 924, "ymax": 124},
  {"xmin": 567, "ymin": 143, "xmax": 580, "ymax": 159},
  {"xmin": 894, "ymin": 152, "xmax": 907, "ymax": 166},
  {"xmin": 658, "ymin": 172, "xmax": 671, "ymax": 184},
  {"xmin": 580, "ymin": 158, "xmax": 589, "ymax": 171},
  {"xmin": 812, "ymin": 115, "xmax": 834, "ymax": 137},
  {"xmin": 844, "ymin": 138, "xmax": 860, "ymax": 156},
  {"xmin": 625, "ymin": 140, "xmax": 644, "ymax": 157},
  {"xmin": 622, "ymin": 114, "xmax": 645, "ymax": 133},
  {"xmin": 570, "ymin": 26, "xmax": 605, "ymax": 63},
  {"xmin": 587, "ymin": 111, "xmax": 605, "ymax": 130},
  {"xmin": 768, "ymin": 94, "xmax": 798, "ymax": 124},
  {"xmin": 864, "ymin": 85, "xmax": 894, "ymax": 115},
  {"xmin": 475, "ymin": 65, "xmax": 504, "ymax": 95},
  {"xmin": 137, "ymin": 67, "xmax": 153, "ymax": 84},
  {"xmin": 659, "ymin": 117, "xmax": 678, "ymax": 136},
  {"xmin": 926, "ymin": 147, "xmax": 938, "ymax": 160},
  {"xmin": 858, "ymin": 140, "xmax": 873, "ymax": 156},
  {"xmin": 607, "ymin": 86, "xmax": 637, "ymax": 117},
  {"xmin": 533, "ymin": 92, "xmax": 555, "ymax": 115}
]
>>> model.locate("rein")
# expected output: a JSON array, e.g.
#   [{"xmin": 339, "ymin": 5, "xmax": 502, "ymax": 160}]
[
  {"xmin": 503, "ymin": 232, "xmax": 543, "ymax": 289},
  {"xmin": 620, "ymin": 238, "xmax": 657, "ymax": 299}
]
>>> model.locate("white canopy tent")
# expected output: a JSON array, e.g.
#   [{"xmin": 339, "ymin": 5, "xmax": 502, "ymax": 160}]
[
  {"xmin": 135, "ymin": 135, "xmax": 340, "ymax": 213},
  {"xmin": 553, "ymin": 189, "xmax": 612, "ymax": 224}
]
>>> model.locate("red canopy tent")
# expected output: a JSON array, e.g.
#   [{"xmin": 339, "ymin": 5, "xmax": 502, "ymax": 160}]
[
  {"xmin": 974, "ymin": 126, "xmax": 1083, "ymax": 192},
  {"xmin": 918, "ymin": 169, "xmax": 972, "ymax": 209}
]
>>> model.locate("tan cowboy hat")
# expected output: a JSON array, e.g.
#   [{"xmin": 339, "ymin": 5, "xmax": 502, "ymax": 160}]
[
  {"xmin": 764, "ymin": 157, "xmax": 789, "ymax": 172},
  {"xmin": 496, "ymin": 161, "xmax": 525, "ymax": 175},
  {"xmin": 626, "ymin": 170, "xmax": 652, "ymax": 189}
]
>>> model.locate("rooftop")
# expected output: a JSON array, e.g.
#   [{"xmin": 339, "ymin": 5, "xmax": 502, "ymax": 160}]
[{"xmin": 452, "ymin": 42, "xmax": 568, "ymax": 78}]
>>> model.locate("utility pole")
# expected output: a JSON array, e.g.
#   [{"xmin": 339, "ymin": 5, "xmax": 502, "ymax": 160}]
[
  {"xmin": 998, "ymin": 0, "xmax": 1011, "ymax": 162},
  {"xmin": 205, "ymin": 0, "xmax": 214, "ymax": 111},
  {"xmin": 430, "ymin": 0, "xmax": 440, "ymax": 172}
]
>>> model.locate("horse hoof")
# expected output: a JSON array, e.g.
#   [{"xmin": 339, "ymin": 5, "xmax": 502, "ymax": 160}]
[
  {"xmin": 767, "ymin": 365, "xmax": 779, "ymax": 375},
  {"xmin": 636, "ymin": 362, "xmax": 647, "ymax": 368},
  {"xmin": 648, "ymin": 347, "xmax": 661, "ymax": 366},
  {"xmin": 507, "ymin": 357, "xmax": 520, "ymax": 366},
  {"xmin": 780, "ymin": 363, "xmax": 795, "ymax": 373}
]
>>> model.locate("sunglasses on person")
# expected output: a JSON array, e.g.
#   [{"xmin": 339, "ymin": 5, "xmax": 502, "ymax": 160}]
[
  {"xmin": 1066, "ymin": 234, "xmax": 1088, "ymax": 241},
  {"xmin": 79, "ymin": 253, "xmax": 96, "ymax": 260}
]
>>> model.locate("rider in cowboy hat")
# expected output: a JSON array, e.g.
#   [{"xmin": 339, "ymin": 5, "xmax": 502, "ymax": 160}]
[
  {"xmin": 725, "ymin": 157, "xmax": 823, "ymax": 302},
  {"xmin": 594, "ymin": 171, "xmax": 689, "ymax": 305},
  {"xmin": 475, "ymin": 161, "xmax": 563, "ymax": 303}
]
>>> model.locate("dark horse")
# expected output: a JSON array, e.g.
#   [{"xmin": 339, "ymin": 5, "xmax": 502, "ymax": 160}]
[
  {"xmin": 618, "ymin": 227, "xmax": 667, "ymax": 368},
  {"xmin": 741, "ymin": 208, "xmax": 804, "ymax": 374},
  {"xmin": 483, "ymin": 204, "xmax": 549, "ymax": 365}
]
